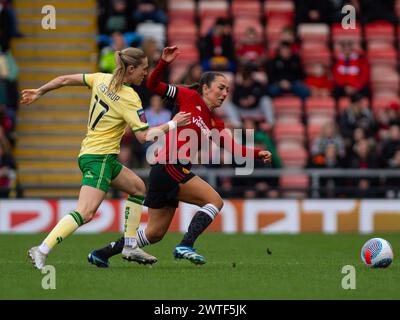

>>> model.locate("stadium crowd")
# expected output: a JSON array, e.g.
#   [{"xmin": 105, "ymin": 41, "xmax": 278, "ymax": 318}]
[
  {"xmin": 2, "ymin": 0, "xmax": 400, "ymax": 198},
  {"xmin": 0, "ymin": 0, "xmax": 18, "ymax": 197},
  {"xmin": 95, "ymin": 0, "xmax": 400, "ymax": 199}
]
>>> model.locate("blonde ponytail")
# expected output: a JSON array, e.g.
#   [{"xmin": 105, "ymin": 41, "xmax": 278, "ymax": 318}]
[{"xmin": 109, "ymin": 47, "xmax": 146, "ymax": 93}]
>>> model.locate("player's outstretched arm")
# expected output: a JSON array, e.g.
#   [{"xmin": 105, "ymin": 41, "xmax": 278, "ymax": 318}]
[
  {"xmin": 146, "ymin": 46, "xmax": 181, "ymax": 96},
  {"xmin": 218, "ymin": 129, "xmax": 272, "ymax": 163},
  {"xmin": 134, "ymin": 111, "xmax": 191, "ymax": 144},
  {"xmin": 20, "ymin": 74, "xmax": 85, "ymax": 105}
]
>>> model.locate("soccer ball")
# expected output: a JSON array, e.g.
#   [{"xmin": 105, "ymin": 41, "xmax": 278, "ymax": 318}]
[{"xmin": 361, "ymin": 238, "xmax": 394, "ymax": 268}]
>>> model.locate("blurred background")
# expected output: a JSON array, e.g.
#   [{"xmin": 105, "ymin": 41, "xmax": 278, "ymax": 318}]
[{"xmin": 1, "ymin": 0, "xmax": 400, "ymax": 201}]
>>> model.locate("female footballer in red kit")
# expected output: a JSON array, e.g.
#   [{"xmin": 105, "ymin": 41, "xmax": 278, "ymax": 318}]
[{"xmin": 89, "ymin": 46, "xmax": 271, "ymax": 266}]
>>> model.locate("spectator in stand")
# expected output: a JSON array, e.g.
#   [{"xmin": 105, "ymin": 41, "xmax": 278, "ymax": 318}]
[
  {"xmin": 200, "ymin": 17, "xmax": 236, "ymax": 72},
  {"xmin": 236, "ymin": 27, "xmax": 265, "ymax": 69},
  {"xmin": 385, "ymin": 101, "xmax": 400, "ymax": 126},
  {"xmin": 351, "ymin": 126, "xmax": 372, "ymax": 147},
  {"xmin": 279, "ymin": 26, "xmax": 300, "ymax": 55},
  {"xmin": 381, "ymin": 125, "xmax": 400, "ymax": 167},
  {"xmin": 133, "ymin": 0, "xmax": 167, "ymax": 24},
  {"xmin": 310, "ymin": 144, "xmax": 344, "ymax": 197},
  {"xmin": 0, "ymin": 57, "xmax": 6, "ymax": 106},
  {"xmin": 144, "ymin": 95, "xmax": 171, "ymax": 128},
  {"xmin": 0, "ymin": 104, "xmax": 12, "ymax": 142},
  {"xmin": 266, "ymin": 42, "xmax": 310, "ymax": 100},
  {"xmin": 253, "ymin": 124, "xmax": 282, "ymax": 169},
  {"xmin": 376, "ymin": 101, "xmax": 400, "ymax": 140},
  {"xmin": 179, "ymin": 63, "xmax": 203, "ymax": 85},
  {"xmin": 141, "ymin": 37, "xmax": 161, "ymax": 69},
  {"xmin": 99, "ymin": 32, "xmax": 127, "ymax": 73},
  {"xmin": 239, "ymin": 119, "xmax": 280, "ymax": 198},
  {"xmin": 97, "ymin": 0, "xmax": 141, "ymax": 50},
  {"xmin": 304, "ymin": 63, "xmax": 333, "ymax": 97},
  {"xmin": 295, "ymin": 0, "xmax": 334, "ymax": 24},
  {"xmin": 104, "ymin": 0, "xmax": 136, "ymax": 35},
  {"xmin": 332, "ymin": 40, "xmax": 370, "ymax": 99},
  {"xmin": 359, "ymin": 0, "xmax": 397, "ymax": 24},
  {"xmin": 311, "ymin": 122, "xmax": 346, "ymax": 158},
  {"xmin": 224, "ymin": 68, "xmax": 274, "ymax": 126},
  {"xmin": 0, "ymin": 126, "xmax": 15, "ymax": 198},
  {"xmin": 385, "ymin": 149, "xmax": 400, "ymax": 198},
  {"xmin": 0, "ymin": 0, "xmax": 13, "ymax": 52},
  {"xmin": 339, "ymin": 94, "xmax": 376, "ymax": 147},
  {"xmin": 142, "ymin": 95, "xmax": 172, "ymax": 158},
  {"xmin": 0, "ymin": 49, "xmax": 18, "ymax": 131},
  {"xmin": 349, "ymin": 139, "xmax": 379, "ymax": 197}
]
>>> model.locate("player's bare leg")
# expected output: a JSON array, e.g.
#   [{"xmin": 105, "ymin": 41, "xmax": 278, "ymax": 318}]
[
  {"xmin": 30, "ymin": 186, "xmax": 105, "ymax": 269},
  {"xmin": 88, "ymin": 167, "xmax": 156, "ymax": 267}
]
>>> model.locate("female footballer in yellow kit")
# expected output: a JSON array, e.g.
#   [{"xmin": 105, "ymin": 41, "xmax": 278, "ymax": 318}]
[{"xmin": 20, "ymin": 47, "xmax": 191, "ymax": 270}]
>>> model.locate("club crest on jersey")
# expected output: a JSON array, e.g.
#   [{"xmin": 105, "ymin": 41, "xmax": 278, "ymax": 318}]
[
  {"xmin": 182, "ymin": 167, "xmax": 190, "ymax": 174},
  {"xmin": 137, "ymin": 109, "xmax": 147, "ymax": 123}
]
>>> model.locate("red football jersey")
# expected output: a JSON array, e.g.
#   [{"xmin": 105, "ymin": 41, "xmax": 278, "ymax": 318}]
[{"xmin": 146, "ymin": 59, "xmax": 262, "ymax": 164}]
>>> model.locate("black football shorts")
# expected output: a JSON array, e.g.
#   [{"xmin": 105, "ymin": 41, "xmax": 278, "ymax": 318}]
[{"xmin": 144, "ymin": 163, "xmax": 195, "ymax": 209}]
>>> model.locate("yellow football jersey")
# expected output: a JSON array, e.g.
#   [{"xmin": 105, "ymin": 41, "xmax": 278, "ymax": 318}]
[{"xmin": 79, "ymin": 73, "xmax": 149, "ymax": 156}]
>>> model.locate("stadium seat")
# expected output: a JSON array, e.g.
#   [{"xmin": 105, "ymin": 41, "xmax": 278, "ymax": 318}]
[
  {"xmin": 297, "ymin": 23, "xmax": 330, "ymax": 45},
  {"xmin": 364, "ymin": 21, "xmax": 395, "ymax": 45},
  {"xmin": 198, "ymin": 0, "xmax": 229, "ymax": 19},
  {"xmin": 275, "ymin": 114, "xmax": 302, "ymax": 124},
  {"xmin": 167, "ymin": 20, "xmax": 197, "ymax": 43},
  {"xmin": 200, "ymin": 17, "xmax": 217, "ymax": 37},
  {"xmin": 338, "ymin": 97, "xmax": 370, "ymax": 113},
  {"xmin": 167, "ymin": 0, "xmax": 195, "ymax": 21},
  {"xmin": 231, "ymin": 0, "xmax": 261, "ymax": 19},
  {"xmin": 300, "ymin": 45, "xmax": 331, "ymax": 71},
  {"xmin": 370, "ymin": 66, "xmax": 399, "ymax": 98},
  {"xmin": 367, "ymin": 47, "xmax": 398, "ymax": 68},
  {"xmin": 305, "ymin": 97, "xmax": 335, "ymax": 117},
  {"xmin": 169, "ymin": 64, "xmax": 190, "ymax": 83},
  {"xmin": 331, "ymin": 23, "xmax": 362, "ymax": 47},
  {"xmin": 279, "ymin": 174, "xmax": 310, "ymax": 198},
  {"xmin": 233, "ymin": 18, "xmax": 263, "ymax": 41},
  {"xmin": 264, "ymin": 0, "xmax": 295, "ymax": 24},
  {"xmin": 136, "ymin": 22, "xmax": 166, "ymax": 48},
  {"xmin": 273, "ymin": 97, "xmax": 303, "ymax": 122},
  {"xmin": 176, "ymin": 48, "xmax": 199, "ymax": 64},
  {"xmin": 277, "ymin": 140, "xmax": 304, "ymax": 151},
  {"xmin": 307, "ymin": 124, "xmax": 324, "ymax": 143},
  {"xmin": 372, "ymin": 97, "xmax": 400, "ymax": 114},
  {"xmin": 367, "ymin": 40, "xmax": 395, "ymax": 51},
  {"xmin": 307, "ymin": 114, "xmax": 334, "ymax": 126},
  {"xmin": 278, "ymin": 146, "xmax": 308, "ymax": 168},
  {"xmin": 274, "ymin": 122, "xmax": 305, "ymax": 144},
  {"xmin": 265, "ymin": 22, "xmax": 291, "ymax": 56}
]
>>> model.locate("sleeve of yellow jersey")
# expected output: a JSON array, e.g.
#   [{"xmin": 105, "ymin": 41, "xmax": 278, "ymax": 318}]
[
  {"xmin": 122, "ymin": 98, "xmax": 149, "ymax": 133},
  {"xmin": 82, "ymin": 73, "xmax": 101, "ymax": 89}
]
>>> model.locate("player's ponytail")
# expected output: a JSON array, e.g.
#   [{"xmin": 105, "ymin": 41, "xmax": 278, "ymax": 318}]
[{"xmin": 109, "ymin": 47, "xmax": 147, "ymax": 93}]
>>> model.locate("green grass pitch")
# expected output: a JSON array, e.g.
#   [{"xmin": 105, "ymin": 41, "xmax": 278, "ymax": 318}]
[{"xmin": 1, "ymin": 233, "xmax": 399, "ymax": 299}]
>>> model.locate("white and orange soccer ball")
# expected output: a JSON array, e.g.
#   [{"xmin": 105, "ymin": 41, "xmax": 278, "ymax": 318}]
[{"xmin": 361, "ymin": 238, "xmax": 394, "ymax": 268}]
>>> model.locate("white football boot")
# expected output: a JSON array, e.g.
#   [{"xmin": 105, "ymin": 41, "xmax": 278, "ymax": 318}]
[
  {"xmin": 122, "ymin": 246, "xmax": 157, "ymax": 265},
  {"xmin": 28, "ymin": 246, "xmax": 47, "ymax": 270}
]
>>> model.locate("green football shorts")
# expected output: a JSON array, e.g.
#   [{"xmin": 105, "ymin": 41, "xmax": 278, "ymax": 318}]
[{"xmin": 78, "ymin": 154, "xmax": 123, "ymax": 192}]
